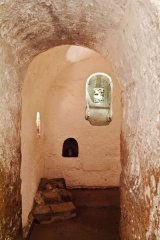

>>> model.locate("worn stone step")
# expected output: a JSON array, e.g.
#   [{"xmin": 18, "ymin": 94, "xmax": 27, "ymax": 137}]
[
  {"xmin": 38, "ymin": 178, "xmax": 50, "ymax": 191},
  {"xmin": 32, "ymin": 202, "xmax": 76, "ymax": 224},
  {"xmin": 31, "ymin": 178, "xmax": 76, "ymax": 224},
  {"xmin": 32, "ymin": 205, "xmax": 52, "ymax": 223},
  {"xmin": 42, "ymin": 190, "xmax": 62, "ymax": 204},
  {"xmin": 38, "ymin": 178, "xmax": 66, "ymax": 191},
  {"xmin": 35, "ymin": 189, "xmax": 73, "ymax": 204},
  {"xmin": 58, "ymin": 189, "xmax": 73, "ymax": 202},
  {"xmin": 50, "ymin": 202, "xmax": 76, "ymax": 221},
  {"xmin": 34, "ymin": 191, "xmax": 45, "ymax": 205},
  {"xmin": 49, "ymin": 178, "xmax": 66, "ymax": 189}
]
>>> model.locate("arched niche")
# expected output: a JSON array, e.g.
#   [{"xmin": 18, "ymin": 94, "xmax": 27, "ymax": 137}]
[
  {"xmin": 85, "ymin": 72, "xmax": 113, "ymax": 126},
  {"xmin": 62, "ymin": 138, "xmax": 78, "ymax": 157}
]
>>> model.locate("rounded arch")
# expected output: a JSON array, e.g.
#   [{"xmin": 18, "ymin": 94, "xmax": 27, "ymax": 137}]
[
  {"xmin": 62, "ymin": 138, "xmax": 78, "ymax": 157},
  {"xmin": 1, "ymin": 1, "xmax": 127, "ymax": 89},
  {"xmin": 86, "ymin": 72, "xmax": 112, "ymax": 82},
  {"xmin": 85, "ymin": 72, "xmax": 113, "ymax": 126}
]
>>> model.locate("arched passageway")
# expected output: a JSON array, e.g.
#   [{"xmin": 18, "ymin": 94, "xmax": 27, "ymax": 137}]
[
  {"xmin": 20, "ymin": 45, "xmax": 122, "ymax": 235},
  {"xmin": 0, "ymin": 1, "xmax": 159, "ymax": 239}
]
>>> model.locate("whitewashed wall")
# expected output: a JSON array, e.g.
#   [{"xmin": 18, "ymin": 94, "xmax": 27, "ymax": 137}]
[
  {"xmin": 43, "ymin": 46, "xmax": 122, "ymax": 188},
  {"xmin": 21, "ymin": 45, "xmax": 121, "ymax": 226}
]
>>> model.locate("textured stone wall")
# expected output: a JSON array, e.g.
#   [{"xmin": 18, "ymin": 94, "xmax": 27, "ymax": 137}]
[
  {"xmin": 0, "ymin": 42, "xmax": 22, "ymax": 239},
  {"xmin": 112, "ymin": 1, "xmax": 160, "ymax": 239},
  {"xmin": 0, "ymin": 0, "xmax": 159, "ymax": 239}
]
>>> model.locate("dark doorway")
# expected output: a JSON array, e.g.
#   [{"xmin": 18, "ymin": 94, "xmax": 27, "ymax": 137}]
[{"xmin": 62, "ymin": 138, "xmax": 78, "ymax": 157}]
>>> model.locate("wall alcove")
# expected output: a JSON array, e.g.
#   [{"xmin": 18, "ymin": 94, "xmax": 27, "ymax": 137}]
[{"xmin": 62, "ymin": 138, "xmax": 78, "ymax": 157}]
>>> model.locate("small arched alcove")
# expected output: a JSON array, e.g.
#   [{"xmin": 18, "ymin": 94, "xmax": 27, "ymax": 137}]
[
  {"xmin": 62, "ymin": 138, "xmax": 78, "ymax": 157},
  {"xmin": 85, "ymin": 72, "xmax": 113, "ymax": 126}
]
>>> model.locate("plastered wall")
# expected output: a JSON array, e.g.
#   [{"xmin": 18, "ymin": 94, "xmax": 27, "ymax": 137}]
[
  {"xmin": 21, "ymin": 45, "xmax": 121, "ymax": 226},
  {"xmin": 21, "ymin": 45, "xmax": 72, "ymax": 227},
  {"xmin": 44, "ymin": 46, "xmax": 122, "ymax": 188}
]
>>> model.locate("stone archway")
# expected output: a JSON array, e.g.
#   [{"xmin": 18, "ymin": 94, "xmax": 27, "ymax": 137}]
[
  {"xmin": 0, "ymin": 1, "xmax": 159, "ymax": 239},
  {"xmin": 21, "ymin": 45, "xmax": 122, "ymax": 236}
]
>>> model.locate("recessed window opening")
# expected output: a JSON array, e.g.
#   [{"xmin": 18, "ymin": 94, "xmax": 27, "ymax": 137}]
[
  {"xmin": 36, "ymin": 112, "xmax": 41, "ymax": 135},
  {"xmin": 85, "ymin": 72, "xmax": 113, "ymax": 126},
  {"xmin": 62, "ymin": 138, "xmax": 78, "ymax": 157}
]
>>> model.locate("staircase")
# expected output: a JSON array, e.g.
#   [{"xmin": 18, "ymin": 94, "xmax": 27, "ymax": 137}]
[{"xmin": 31, "ymin": 178, "xmax": 76, "ymax": 224}]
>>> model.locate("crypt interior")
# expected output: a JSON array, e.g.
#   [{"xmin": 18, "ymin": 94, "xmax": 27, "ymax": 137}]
[{"xmin": 0, "ymin": 1, "xmax": 159, "ymax": 240}]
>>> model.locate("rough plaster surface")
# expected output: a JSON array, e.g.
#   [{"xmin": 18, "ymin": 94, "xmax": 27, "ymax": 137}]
[
  {"xmin": 116, "ymin": 2, "xmax": 160, "ymax": 239},
  {"xmin": 0, "ymin": 42, "xmax": 22, "ymax": 239},
  {"xmin": 43, "ymin": 47, "xmax": 121, "ymax": 187},
  {"xmin": 0, "ymin": 0, "xmax": 160, "ymax": 239},
  {"xmin": 21, "ymin": 46, "xmax": 121, "ymax": 227}
]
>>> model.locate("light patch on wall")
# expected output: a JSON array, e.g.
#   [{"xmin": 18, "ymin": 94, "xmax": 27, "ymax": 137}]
[
  {"xmin": 36, "ymin": 112, "xmax": 41, "ymax": 135},
  {"xmin": 66, "ymin": 45, "xmax": 96, "ymax": 63},
  {"xmin": 145, "ymin": 185, "xmax": 151, "ymax": 200},
  {"xmin": 85, "ymin": 72, "xmax": 113, "ymax": 126}
]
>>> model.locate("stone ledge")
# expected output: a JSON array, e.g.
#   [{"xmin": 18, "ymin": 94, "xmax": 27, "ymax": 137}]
[{"xmin": 30, "ymin": 178, "xmax": 77, "ymax": 225}]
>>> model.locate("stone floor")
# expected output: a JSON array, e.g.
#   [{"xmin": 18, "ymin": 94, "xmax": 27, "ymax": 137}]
[{"xmin": 29, "ymin": 189, "xmax": 120, "ymax": 240}]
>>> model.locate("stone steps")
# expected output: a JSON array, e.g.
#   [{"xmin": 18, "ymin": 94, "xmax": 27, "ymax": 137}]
[{"xmin": 31, "ymin": 178, "xmax": 76, "ymax": 224}]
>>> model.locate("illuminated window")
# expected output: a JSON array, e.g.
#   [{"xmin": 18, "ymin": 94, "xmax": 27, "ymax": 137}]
[
  {"xmin": 36, "ymin": 112, "xmax": 41, "ymax": 135},
  {"xmin": 85, "ymin": 72, "xmax": 113, "ymax": 126}
]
